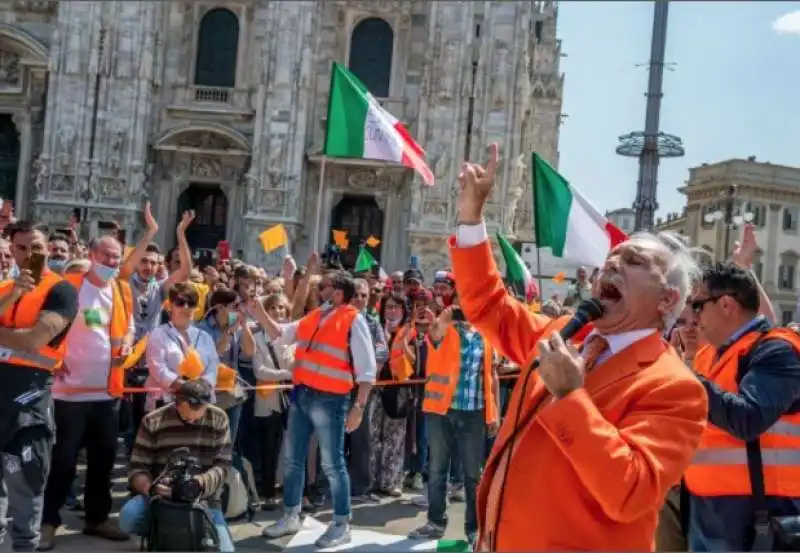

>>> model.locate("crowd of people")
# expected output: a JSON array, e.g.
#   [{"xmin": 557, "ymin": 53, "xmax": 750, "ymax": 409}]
[{"xmin": 0, "ymin": 145, "xmax": 798, "ymax": 553}]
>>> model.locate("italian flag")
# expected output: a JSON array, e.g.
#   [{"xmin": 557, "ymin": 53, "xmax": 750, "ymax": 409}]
[
  {"xmin": 532, "ymin": 153, "xmax": 628, "ymax": 268},
  {"xmin": 496, "ymin": 232, "xmax": 538, "ymax": 301},
  {"xmin": 419, "ymin": 539, "xmax": 471, "ymax": 552},
  {"xmin": 354, "ymin": 245, "xmax": 388, "ymax": 280},
  {"xmin": 324, "ymin": 62, "xmax": 434, "ymax": 186}
]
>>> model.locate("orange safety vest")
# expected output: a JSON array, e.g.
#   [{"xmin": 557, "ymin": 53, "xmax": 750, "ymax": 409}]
[
  {"xmin": 0, "ymin": 271, "xmax": 67, "ymax": 372},
  {"xmin": 293, "ymin": 304, "xmax": 359, "ymax": 395},
  {"xmin": 684, "ymin": 327, "xmax": 800, "ymax": 498},
  {"xmin": 423, "ymin": 324, "xmax": 498, "ymax": 424},
  {"xmin": 63, "ymin": 273, "xmax": 134, "ymax": 397},
  {"xmin": 389, "ymin": 325, "xmax": 415, "ymax": 381}
]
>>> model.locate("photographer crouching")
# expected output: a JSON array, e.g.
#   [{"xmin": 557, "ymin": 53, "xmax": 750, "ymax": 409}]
[{"xmin": 120, "ymin": 379, "xmax": 235, "ymax": 552}]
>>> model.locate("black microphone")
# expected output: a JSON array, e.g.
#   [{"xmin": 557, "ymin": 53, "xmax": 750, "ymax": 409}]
[{"xmin": 532, "ymin": 298, "xmax": 605, "ymax": 369}]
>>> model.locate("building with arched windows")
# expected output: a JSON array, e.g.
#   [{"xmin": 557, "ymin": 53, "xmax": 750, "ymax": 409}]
[{"xmin": 0, "ymin": 0, "xmax": 564, "ymax": 276}]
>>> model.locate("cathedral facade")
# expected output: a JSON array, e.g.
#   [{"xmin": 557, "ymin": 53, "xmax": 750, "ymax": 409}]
[{"xmin": 0, "ymin": 0, "xmax": 563, "ymax": 277}]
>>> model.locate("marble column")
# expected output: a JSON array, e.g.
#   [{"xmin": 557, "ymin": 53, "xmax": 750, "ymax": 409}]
[
  {"xmin": 12, "ymin": 110, "xmax": 32, "ymax": 218},
  {"xmin": 764, "ymin": 204, "xmax": 781, "ymax": 288}
]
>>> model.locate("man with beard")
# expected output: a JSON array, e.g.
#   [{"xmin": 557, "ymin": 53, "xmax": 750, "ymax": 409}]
[{"xmin": 46, "ymin": 233, "xmax": 72, "ymax": 275}]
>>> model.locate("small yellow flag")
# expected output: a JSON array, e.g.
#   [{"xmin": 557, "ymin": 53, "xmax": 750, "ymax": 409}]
[
  {"xmin": 529, "ymin": 302, "xmax": 541, "ymax": 313},
  {"xmin": 259, "ymin": 224, "xmax": 288, "ymax": 253},
  {"xmin": 332, "ymin": 229, "xmax": 348, "ymax": 249},
  {"xmin": 366, "ymin": 236, "xmax": 381, "ymax": 248},
  {"xmin": 118, "ymin": 337, "xmax": 149, "ymax": 371},
  {"xmin": 552, "ymin": 271, "xmax": 566, "ymax": 283}
]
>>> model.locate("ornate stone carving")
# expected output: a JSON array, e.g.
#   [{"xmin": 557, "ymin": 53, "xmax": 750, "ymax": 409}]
[
  {"xmin": 107, "ymin": 128, "xmax": 126, "ymax": 172},
  {"xmin": 95, "ymin": 176, "xmax": 127, "ymax": 200},
  {"xmin": 49, "ymin": 174, "xmax": 75, "ymax": 194},
  {"xmin": 179, "ymin": 132, "xmax": 231, "ymax": 151},
  {"xmin": 492, "ymin": 45, "xmax": 510, "ymax": 107},
  {"xmin": 54, "ymin": 126, "xmax": 76, "ymax": 169},
  {"xmin": 173, "ymin": 153, "xmax": 244, "ymax": 183},
  {"xmin": 347, "ymin": 169, "xmax": 377, "ymax": 190},
  {"xmin": 409, "ymin": 183, "xmax": 423, "ymax": 226},
  {"xmin": 439, "ymin": 41, "xmax": 458, "ymax": 99},
  {"xmin": 267, "ymin": 136, "xmax": 288, "ymax": 183},
  {"xmin": 0, "ymin": 51, "xmax": 21, "ymax": 87}
]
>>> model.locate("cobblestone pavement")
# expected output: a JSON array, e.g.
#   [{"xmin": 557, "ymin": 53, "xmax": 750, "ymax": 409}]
[{"xmin": 1, "ymin": 456, "xmax": 466, "ymax": 552}]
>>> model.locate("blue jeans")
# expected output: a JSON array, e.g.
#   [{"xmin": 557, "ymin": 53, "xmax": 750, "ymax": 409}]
[
  {"xmin": 118, "ymin": 495, "xmax": 234, "ymax": 552},
  {"xmin": 426, "ymin": 410, "xmax": 485, "ymax": 536},
  {"xmin": 283, "ymin": 386, "xmax": 350, "ymax": 521},
  {"xmin": 226, "ymin": 404, "xmax": 242, "ymax": 445}
]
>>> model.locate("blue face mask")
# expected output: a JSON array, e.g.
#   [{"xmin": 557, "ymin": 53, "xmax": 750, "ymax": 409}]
[
  {"xmin": 92, "ymin": 262, "xmax": 119, "ymax": 283},
  {"xmin": 227, "ymin": 312, "xmax": 237, "ymax": 327},
  {"xmin": 8, "ymin": 264, "xmax": 19, "ymax": 279},
  {"xmin": 48, "ymin": 258, "xmax": 68, "ymax": 273}
]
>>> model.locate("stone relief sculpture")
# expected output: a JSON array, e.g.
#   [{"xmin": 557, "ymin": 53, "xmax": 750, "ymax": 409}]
[
  {"xmin": 54, "ymin": 126, "xmax": 76, "ymax": 169},
  {"xmin": 31, "ymin": 156, "xmax": 48, "ymax": 200},
  {"xmin": 107, "ymin": 128, "xmax": 126, "ymax": 172},
  {"xmin": 347, "ymin": 169, "xmax": 376, "ymax": 190},
  {"xmin": 493, "ymin": 45, "xmax": 510, "ymax": 107},
  {"xmin": 439, "ymin": 40, "xmax": 458, "ymax": 99},
  {"xmin": 267, "ymin": 136, "xmax": 288, "ymax": 184},
  {"xmin": 0, "ymin": 51, "xmax": 21, "ymax": 87},
  {"xmin": 431, "ymin": 145, "xmax": 450, "ymax": 194},
  {"xmin": 66, "ymin": 24, "xmax": 82, "ymax": 73}
]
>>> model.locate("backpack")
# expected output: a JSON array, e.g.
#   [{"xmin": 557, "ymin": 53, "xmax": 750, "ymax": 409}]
[
  {"xmin": 221, "ymin": 453, "xmax": 260, "ymax": 521},
  {"xmin": 143, "ymin": 497, "xmax": 220, "ymax": 552},
  {"xmin": 378, "ymin": 362, "xmax": 413, "ymax": 419}
]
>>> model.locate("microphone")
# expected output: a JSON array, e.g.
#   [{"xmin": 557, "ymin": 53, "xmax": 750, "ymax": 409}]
[{"xmin": 532, "ymin": 298, "xmax": 605, "ymax": 369}]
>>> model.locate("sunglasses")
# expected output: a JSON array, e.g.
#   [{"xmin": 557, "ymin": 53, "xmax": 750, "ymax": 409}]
[
  {"xmin": 173, "ymin": 297, "xmax": 198, "ymax": 309},
  {"xmin": 689, "ymin": 295, "xmax": 722, "ymax": 314}
]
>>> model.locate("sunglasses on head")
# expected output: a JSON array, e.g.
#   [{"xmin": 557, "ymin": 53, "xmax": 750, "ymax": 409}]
[{"xmin": 172, "ymin": 297, "xmax": 198, "ymax": 309}]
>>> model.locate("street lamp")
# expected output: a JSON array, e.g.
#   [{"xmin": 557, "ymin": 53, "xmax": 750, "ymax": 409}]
[{"xmin": 703, "ymin": 184, "xmax": 754, "ymax": 259}]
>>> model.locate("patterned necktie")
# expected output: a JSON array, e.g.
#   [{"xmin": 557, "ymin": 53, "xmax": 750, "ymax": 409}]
[{"xmin": 582, "ymin": 335, "xmax": 610, "ymax": 372}]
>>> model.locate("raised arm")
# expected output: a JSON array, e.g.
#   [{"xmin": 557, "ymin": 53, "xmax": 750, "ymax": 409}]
[
  {"xmin": 450, "ymin": 144, "xmax": 552, "ymax": 365},
  {"xmin": 118, "ymin": 202, "xmax": 158, "ymax": 281},
  {"xmin": 161, "ymin": 211, "xmax": 195, "ymax": 290}
]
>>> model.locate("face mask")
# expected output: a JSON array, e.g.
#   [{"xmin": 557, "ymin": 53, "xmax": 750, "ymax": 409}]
[
  {"xmin": 48, "ymin": 258, "xmax": 68, "ymax": 273},
  {"xmin": 227, "ymin": 312, "xmax": 238, "ymax": 327},
  {"xmin": 8, "ymin": 264, "xmax": 19, "ymax": 279},
  {"xmin": 92, "ymin": 262, "xmax": 119, "ymax": 283}
]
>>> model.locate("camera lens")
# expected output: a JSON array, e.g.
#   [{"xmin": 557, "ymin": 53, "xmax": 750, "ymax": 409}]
[{"xmin": 179, "ymin": 477, "xmax": 202, "ymax": 503}]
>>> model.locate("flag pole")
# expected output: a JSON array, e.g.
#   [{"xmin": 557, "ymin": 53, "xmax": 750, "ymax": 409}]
[
  {"xmin": 531, "ymin": 153, "xmax": 545, "ymax": 300},
  {"xmin": 313, "ymin": 156, "xmax": 326, "ymax": 253}
]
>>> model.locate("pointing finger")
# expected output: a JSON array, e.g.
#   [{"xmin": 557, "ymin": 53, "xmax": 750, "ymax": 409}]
[{"xmin": 485, "ymin": 143, "xmax": 499, "ymax": 179}]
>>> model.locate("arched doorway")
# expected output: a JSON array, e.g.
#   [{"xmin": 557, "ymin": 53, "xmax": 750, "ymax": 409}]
[
  {"xmin": 330, "ymin": 195, "xmax": 383, "ymax": 269},
  {"xmin": 178, "ymin": 184, "xmax": 228, "ymax": 258},
  {"xmin": 0, "ymin": 114, "xmax": 19, "ymax": 203}
]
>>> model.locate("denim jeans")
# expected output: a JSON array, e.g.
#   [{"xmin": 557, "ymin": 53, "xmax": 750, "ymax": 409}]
[
  {"xmin": 449, "ymin": 453, "xmax": 463, "ymax": 485},
  {"xmin": 426, "ymin": 410, "xmax": 486, "ymax": 535},
  {"xmin": 118, "ymin": 495, "xmax": 235, "ymax": 552},
  {"xmin": 282, "ymin": 385, "xmax": 350, "ymax": 521},
  {"xmin": 226, "ymin": 404, "xmax": 242, "ymax": 445},
  {"xmin": 407, "ymin": 407, "xmax": 428, "ymax": 476}
]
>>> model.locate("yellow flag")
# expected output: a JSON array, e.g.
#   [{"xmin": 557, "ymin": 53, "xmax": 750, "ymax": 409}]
[
  {"xmin": 366, "ymin": 236, "xmax": 381, "ymax": 248},
  {"xmin": 552, "ymin": 271, "xmax": 566, "ymax": 283},
  {"xmin": 259, "ymin": 224, "xmax": 288, "ymax": 253},
  {"xmin": 332, "ymin": 229, "xmax": 348, "ymax": 249},
  {"xmin": 529, "ymin": 302, "xmax": 541, "ymax": 313},
  {"xmin": 118, "ymin": 337, "xmax": 149, "ymax": 371}
]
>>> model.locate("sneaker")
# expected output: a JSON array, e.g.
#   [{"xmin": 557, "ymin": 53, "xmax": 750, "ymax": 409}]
[
  {"xmin": 408, "ymin": 521, "xmax": 446, "ymax": 540},
  {"xmin": 411, "ymin": 491, "xmax": 429, "ymax": 508},
  {"xmin": 467, "ymin": 531, "xmax": 478, "ymax": 550},
  {"xmin": 37, "ymin": 524, "xmax": 56, "ymax": 551},
  {"xmin": 351, "ymin": 493, "xmax": 380, "ymax": 504},
  {"xmin": 314, "ymin": 522, "xmax": 351, "ymax": 548},
  {"xmin": 262, "ymin": 513, "xmax": 302, "ymax": 539},
  {"xmin": 82, "ymin": 520, "xmax": 128, "ymax": 542},
  {"xmin": 449, "ymin": 483, "xmax": 465, "ymax": 503},
  {"xmin": 410, "ymin": 473, "xmax": 424, "ymax": 491},
  {"xmin": 386, "ymin": 487, "xmax": 403, "ymax": 498}
]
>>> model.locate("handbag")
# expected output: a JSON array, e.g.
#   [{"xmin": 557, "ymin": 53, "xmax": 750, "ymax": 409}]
[
  {"xmin": 264, "ymin": 343, "xmax": 290, "ymax": 411},
  {"xmin": 215, "ymin": 375, "xmax": 247, "ymax": 411}
]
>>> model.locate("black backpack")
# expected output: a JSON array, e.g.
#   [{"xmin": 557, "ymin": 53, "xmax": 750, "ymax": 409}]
[
  {"xmin": 143, "ymin": 498, "xmax": 221, "ymax": 552},
  {"xmin": 378, "ymin": 361, "xmax": 414, "ymax": 420}
]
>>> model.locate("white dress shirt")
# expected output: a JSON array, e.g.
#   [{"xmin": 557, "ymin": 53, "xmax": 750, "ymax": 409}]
[{"xmin": 270, "ymin": 305, "xmax": 377, "ymax": 383}]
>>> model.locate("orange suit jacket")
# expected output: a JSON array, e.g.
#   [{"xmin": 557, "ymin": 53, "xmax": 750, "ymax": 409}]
[{"xmin": 451, "ymin": 238, "xmax": 708, "ymax": 551}]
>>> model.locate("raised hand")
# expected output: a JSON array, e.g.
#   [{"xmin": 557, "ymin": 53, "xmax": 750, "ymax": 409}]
[
  {"xmin": 731, "ymin": 224, "xmax": 757, "ymax": 269},
  {"xmin": 143, "ymin": 201, "xmax": 158, "ymax": 237},
  {"xmin": 177, "ymin": 210, "xmax": 195, "ymax": 233},
  {"xmin": 456, "ymin": 143, "xmax": 500, "ymax": 224}
]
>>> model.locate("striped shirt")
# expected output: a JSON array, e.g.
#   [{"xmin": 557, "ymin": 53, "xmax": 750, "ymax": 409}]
[
  {"xmin": 451, "ymin": 322, "xmax": 487, "ymax": 412},
  {"xmin": 129, "ymin": 403, "xmax": 232, "ymax": 508}
]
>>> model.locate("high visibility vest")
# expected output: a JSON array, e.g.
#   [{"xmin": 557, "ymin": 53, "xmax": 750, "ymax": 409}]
[
  {"xmin": 0, "ymin": 271, "xmax": 67, "ymax": 372},
  {"xmin": 422, "ymin": 324, "xmax": 499, "ymax": 424},
  {"xmin": 684, "ymin": 327, "xmax": 800, "ymax": 498},
  {"xmin": 63, "ymin": 273, "xmax": 134, "ymax": 397},
  {"xmin": 293, "ymin": 305, "xmax": 359, "ymax": 395},
  {"xmin": 389, "ymin": 325, "xmax": 415, "ymax": 381}
]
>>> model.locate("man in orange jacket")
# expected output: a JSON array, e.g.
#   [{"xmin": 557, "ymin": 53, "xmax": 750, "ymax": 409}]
[{"xmin": 451, "ymin": 145, "xmax": 708, "ymax": 551}]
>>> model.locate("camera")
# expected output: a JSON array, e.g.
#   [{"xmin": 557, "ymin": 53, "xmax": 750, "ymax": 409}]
[{"xmin": 156, "ymin": 448, "xmax": 204, "ymax": 504}]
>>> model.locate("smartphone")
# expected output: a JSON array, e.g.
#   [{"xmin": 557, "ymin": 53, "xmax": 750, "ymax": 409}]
[
  {"xmin": 26, "ymin": 252, "xmax": 46, "ymax": 284},
  {"xmin": 451, "ymin": 308, "xmax": 466, "ymax": 322}
]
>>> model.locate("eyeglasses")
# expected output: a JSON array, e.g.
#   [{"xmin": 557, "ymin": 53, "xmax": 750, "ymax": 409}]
[
  {"xmin": 173, "ymin": 297, "xmax": 198, "ymax": 309},
  {"xmin": 689, "ymin": 296, "xmax": 722, "ymax": 314}
]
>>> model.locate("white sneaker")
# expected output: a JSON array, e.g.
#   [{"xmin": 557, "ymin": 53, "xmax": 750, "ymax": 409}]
[
  {"xmin": 411, "ymin": 490, "xmax": 428, "ymax": 508},
  {"xmin": 262, "ymin": 513, "xmax": 302, "ymax": 539}
]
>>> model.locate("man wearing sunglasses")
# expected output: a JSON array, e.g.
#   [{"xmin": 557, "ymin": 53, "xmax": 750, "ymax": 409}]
[{"xmin": 684, "ymin": 261, "xmax": 800, "ymax": 551}]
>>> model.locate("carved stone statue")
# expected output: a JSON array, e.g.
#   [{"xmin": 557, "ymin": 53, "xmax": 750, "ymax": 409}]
[
  {"xmin": 0, "ymin": 51, "xmax": 21, "ymax": 86},
  {"xmin": 267, "ymin": 137, "xmax": 288, "ymax": 181},
  {"xmin": 409, "ymin": 183, "xmax": 423, "ymax": 226},
  {"xmin": 31, "ymin": 156, "xmax": 48, "ymax": 200},
  {"xmin": 439, "ymin": 41, "xmax": 458, "ymax": 99},
  {"xmin": 433, "ymin": 145, "xmax": 450, "ymax": 183},
  {"xmin": 55, "ymin": 126, "xmax": 76, "ymax": 168},
  {"xmin": 493, "ymin": 45, "xmax": 510, "ymax": 107}
]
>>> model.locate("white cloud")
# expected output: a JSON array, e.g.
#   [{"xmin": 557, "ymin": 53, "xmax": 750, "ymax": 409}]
[{"xmin": 772, "ymin": 11, "xmax": 800, "ymax": 35}]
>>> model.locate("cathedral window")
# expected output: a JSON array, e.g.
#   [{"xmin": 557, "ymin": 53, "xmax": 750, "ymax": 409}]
[
  {"xmin": 348, "ymin": 17, "xmax": 394, "ymax": 98},
  {"xmin": 194, "ymin": 8, "xmax": 239, "ymax": 88}
]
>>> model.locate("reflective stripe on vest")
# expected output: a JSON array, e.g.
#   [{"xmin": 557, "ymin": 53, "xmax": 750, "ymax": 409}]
[
  {"xmin": 295, "ymin": 339, "xmax": 349, "ymax": 363},
  {"xmin": 0, "ymin": 347, "xmax": 60, "ymax": 370},
  {"xmin": 684, "ymin": 327, "xmax": 800, "ymax": 498},
  {"xmin": 292, "ymin": 305, "xmax": 358, "ymax": 394},
  {"xmin": 424, "ymin": 374, "xmax": 450, "ymax": 402}
]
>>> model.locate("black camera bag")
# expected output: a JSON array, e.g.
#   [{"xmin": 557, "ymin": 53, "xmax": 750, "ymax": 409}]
[{"xmin": 142, "ymin": 497, "xmax": 221, "ymax": 552}]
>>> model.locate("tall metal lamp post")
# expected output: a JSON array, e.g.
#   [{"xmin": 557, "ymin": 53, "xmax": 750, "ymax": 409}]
[{"xmin": 703, "ymin": 184, "xmax": 754, "ymax": 260}]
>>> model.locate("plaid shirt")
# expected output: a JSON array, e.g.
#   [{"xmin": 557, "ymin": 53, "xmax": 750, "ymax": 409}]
[{"xmin": 451, "ymin": 321, "xmax": 489, "ymax": 411}]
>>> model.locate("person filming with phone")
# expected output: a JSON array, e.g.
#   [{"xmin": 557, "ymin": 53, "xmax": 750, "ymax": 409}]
[{"xmin": 0, "ymin": 220, "xmax": 79, "ymax": 552}]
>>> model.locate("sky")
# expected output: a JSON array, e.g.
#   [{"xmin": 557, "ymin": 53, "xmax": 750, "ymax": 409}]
[{"xmin": 556, "ymin": 1, "xmax": 800, "ymax": 220}]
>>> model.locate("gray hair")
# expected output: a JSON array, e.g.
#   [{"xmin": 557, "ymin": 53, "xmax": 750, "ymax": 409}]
[
  {"xmin": 627, "ymin": 230, "xmax": 701, "ymax": 329},
  {"xmin": 353, "ymin": 278, "xmax": 369, "ymax": 291}
]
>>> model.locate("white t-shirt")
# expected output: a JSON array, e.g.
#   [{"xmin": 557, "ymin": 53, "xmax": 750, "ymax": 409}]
[{"xmin": 53, "ymin": 280, "xmax": 134, "ymax": 402}]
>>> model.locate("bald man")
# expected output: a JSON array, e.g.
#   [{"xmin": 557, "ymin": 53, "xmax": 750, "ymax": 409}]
[{"xmin": 41, "ymin": 235, "xmax": 133, "ymax": 549}]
